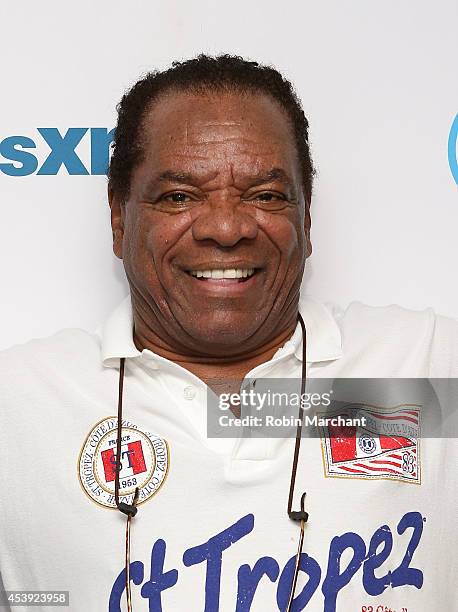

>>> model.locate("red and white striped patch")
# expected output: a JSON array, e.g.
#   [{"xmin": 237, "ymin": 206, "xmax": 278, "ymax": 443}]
[{"xmin": 320, "ymin": 405, "xmax": 421, "ymax": 484}]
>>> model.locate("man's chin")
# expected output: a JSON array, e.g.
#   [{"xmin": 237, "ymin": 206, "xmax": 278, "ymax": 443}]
[{"xmin": 182, "ymin": 315, "xmax": 265, "ymax": 355}]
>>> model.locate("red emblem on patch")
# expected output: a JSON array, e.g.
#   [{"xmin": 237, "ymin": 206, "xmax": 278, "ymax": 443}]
[{"xmin": 101, "ymin": 440, "xmax": 147, "ymax": 482}]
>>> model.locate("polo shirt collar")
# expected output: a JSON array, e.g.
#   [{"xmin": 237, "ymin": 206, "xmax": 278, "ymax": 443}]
[
  {"xmin": 100, "ymin": 293, "xmax": 342, "ymax": 368},
  {"xmin": 100, "ymin": 296, "xmax": 141, "ymax": 368},
  {"xmin": 295, "ymin": 295, "xmax": 343, "ymax": 362}
]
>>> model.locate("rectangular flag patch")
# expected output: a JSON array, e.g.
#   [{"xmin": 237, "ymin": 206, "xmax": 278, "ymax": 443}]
[
  {"xmin": 319, "ymin": 404, "xmax": 421, "ymax": 484},
  {"xmin": 101, "ymin": 440, "xmax": 147, "ymax": 482}
]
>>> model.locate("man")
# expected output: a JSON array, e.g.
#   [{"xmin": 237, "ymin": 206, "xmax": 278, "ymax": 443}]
[{"xmin": 0, "ymin": 55, "xmax": 457, "ymax": 612}]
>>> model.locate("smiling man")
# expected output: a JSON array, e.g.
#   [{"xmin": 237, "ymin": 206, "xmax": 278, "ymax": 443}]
[
  {"xmin": 0, "ymin": 55, "xmax": 457, "ymax": 612},
  {"xmin": 108, "ymin": 62, "xmax": 313, "ymax": 387}
]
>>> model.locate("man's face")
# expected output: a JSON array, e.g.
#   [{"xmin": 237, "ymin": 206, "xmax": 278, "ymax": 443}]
[{"xmin": 110, "ymin": 90, "xmax": 311, "ymax": 355}]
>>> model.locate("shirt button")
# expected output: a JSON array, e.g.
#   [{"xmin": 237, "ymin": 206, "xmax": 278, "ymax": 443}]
[{"xmin": 183, "ymin": 385, "xmax": 196, "ymax": 400}]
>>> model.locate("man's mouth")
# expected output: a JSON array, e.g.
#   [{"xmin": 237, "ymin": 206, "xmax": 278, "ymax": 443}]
[{"xmin": 186, "ymin": 268, "xmax": 257, "ymax": 282}]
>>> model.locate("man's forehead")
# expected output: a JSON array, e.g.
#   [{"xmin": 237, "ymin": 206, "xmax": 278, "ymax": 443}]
[
  {"xmin": 176, "ymin": 119, "xmax": 259, "ymax": 147},
  {"xmin": 133, "ymin": 90, "xmax": 302, "ymax": 191},
  {"xmin": 141, "ymin": 89, "xmax": 295, "ymax": 145}
]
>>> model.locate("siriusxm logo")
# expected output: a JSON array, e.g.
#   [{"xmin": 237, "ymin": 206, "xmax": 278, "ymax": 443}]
[
  {"xmin": 449, "ymin": 114, "xmax": 458, "ymax": 185},
  {"xmin": 2, "ymin": 119, "xmax": 457, "ymax": 182},
  {"xmin": 0, "ymin": 128, "xmax": 114, "ymax": 176}
]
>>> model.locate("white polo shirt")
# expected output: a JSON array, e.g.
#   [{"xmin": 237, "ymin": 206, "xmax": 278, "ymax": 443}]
[{"xmin": 0, "ymin": 295, "xmax": 457, "ymax": 612}]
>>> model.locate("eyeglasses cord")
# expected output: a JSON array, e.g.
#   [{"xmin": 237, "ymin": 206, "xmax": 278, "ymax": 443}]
[
  {"xmin": 114, "ymin": 313, "xmax": 308, "ymax": 612},
  {"xmin": 285, "ymin": 312, "xmax": 309, "ymax": 611},
  {"xmin": 114, "ymin": 357, "xmax": 139, "ymax": 612}
]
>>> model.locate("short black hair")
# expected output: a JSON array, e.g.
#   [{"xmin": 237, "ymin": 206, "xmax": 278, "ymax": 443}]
[{"xmin": 108, "ymin": 54, "xmax": 315, "ymax": 200}]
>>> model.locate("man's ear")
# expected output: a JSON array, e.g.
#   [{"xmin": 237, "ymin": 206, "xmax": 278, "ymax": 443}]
[
  {"xmin": 304, "ymin": 193, "xmax": 312, "ymax": 258},
  {"xmin": 108, "ymin": 187, "xmax": 125, "ymax": 260}
]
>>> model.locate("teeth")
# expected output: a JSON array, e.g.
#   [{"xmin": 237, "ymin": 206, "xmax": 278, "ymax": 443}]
[{"xmin": 189, "ymin": 268, "xmax": 255, "ymax": 279}]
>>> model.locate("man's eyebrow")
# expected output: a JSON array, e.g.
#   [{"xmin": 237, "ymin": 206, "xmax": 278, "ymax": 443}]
[
  {"xmin": 158, "ymin": 170, "xmax": 196, "ymax": 183},
  {"xmin": 147, "ymin": 167, "xmax": 294, "ymax": 189},
  {"xmin": 142, "ymin": 171, "xmax": 199, "ymax": 195},
  {"xmin": 247, "ymin": 168, "xmax": 293, "ymax": 187}
]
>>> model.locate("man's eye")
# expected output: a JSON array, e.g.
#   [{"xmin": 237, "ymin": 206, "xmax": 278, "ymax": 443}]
[
  {"xmin": 252, "ymin": 192, "xmax": 286, "ymax": 202},
  {"xmin": 242, "ymin": 191, "xmax": 290, "ymax": 211},
  {"xmin": 163, "ymin": 192, "xmax": 190, "ymax": 203}
]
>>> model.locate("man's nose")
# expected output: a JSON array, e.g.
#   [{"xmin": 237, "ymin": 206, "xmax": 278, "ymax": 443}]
[{"xmin": 191, "ymin": 197, "xmax": 258, "ymax": 247}]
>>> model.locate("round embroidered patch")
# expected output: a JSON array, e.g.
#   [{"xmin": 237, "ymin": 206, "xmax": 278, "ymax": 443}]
[{"xmin": 78, "ymin": 416, "xmax": 169, "ymax": 508}]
